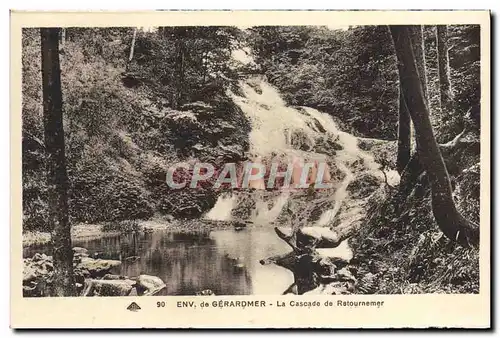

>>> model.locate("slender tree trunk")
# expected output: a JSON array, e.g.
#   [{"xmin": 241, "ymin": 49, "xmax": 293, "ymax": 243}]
[
  {"xmin": 409, "ymin": 25, "xmax": 428, "ymax": 152},
  {"xmin": 40, "ymin": 28, "xmax": 76, "ymax": 296},
  {"xmin": 409, "ymin": 25, "xmax": 428, "ymax": 101},
  {"xmin": 128, "ymin": 28, "xmax": 137, "ymax": 62},
  {"xmin": 397, "ymin": 25, "xmax": 428, "ymax": 172},
  {"xmin": 389, "ymin": 25, "xmax": 478, "ymax": 248},
  {"xmin": 396, "ymin": 85, "xmax": 411, "ymax": 173},
  {"xmin": 436, "ymin": 25, "xmax": 454, "ymax": 114}
]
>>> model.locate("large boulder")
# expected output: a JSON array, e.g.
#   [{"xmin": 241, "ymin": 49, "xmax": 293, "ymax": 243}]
[
  {"xmin": 136, "ymin": 275, "xmax": 166, "ymax": 296},
  {"xmin": 23, "ymin": 253, "xmax": 53, "ymax": 284},
  {"xmin": 82, "ymin": 279, "xmax": 136, "ymax": 297},
  {"xmin": 23, "ymin": 253, "xmax": 54, "ymax": 297},
  {"xmin": 316, "ymin": 241, "xmax": 353, "ymax": 262},
  {"xmin": 78, "ymin": 257, "xmax": 121, "ymax": 278},
  {"xmin": 72, "ymin": 247, "xmax": 89, "ymax": 257},
  {"xmin": 297, "ymin": 226, "xmax": 340, "ymax": 248}
]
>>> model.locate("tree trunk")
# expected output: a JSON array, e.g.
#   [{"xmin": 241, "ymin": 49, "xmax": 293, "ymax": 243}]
[
  {"xmin": 389, "ymin": 25, "xmax": 478, "ymax": 248},
  {"xmin": 409, "ymin": 25, "xmax": 428, "ymax": 101},
  {"xmin": 128, "ymin": 28, "xmax": 137, "ymax": 62},
  {"xmin": 40, "ymin": 28, "xmax": 76, "ymax": 296},
  {"xmin": 396, "ymin": 84, "xmax": 411, "ymax": 173},
  {"xmin": 436, "ymin": 25, "xmax": 454, "ymax": 114}
]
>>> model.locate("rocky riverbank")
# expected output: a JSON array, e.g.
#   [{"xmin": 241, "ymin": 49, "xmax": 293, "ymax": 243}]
[{"xmin": 23, "ymin": 246, "xmax": 166, "ymax": 297}]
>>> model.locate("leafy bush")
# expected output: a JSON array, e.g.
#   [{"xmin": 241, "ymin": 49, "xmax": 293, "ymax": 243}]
[
  {"xmin": 69, "ymin": 170, "xmax": 154, "ymax": 223},
  {"xmin": 22, "ymin": 27, "xmax": 250, "ymax": 231}
]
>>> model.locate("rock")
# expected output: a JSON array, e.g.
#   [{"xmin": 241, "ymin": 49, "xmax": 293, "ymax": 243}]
[
  {"xmin": 72, "ymin": 247, "xmax": 89, "ymax": 257},
  {"xmin": 297, "ymin": 227, "xmax": 340, "ymax": 248},
  {"xmin": 181, "ymin": 101, "xmax": 213, "ymax": 115},
  {"xmin": 82, "ymin": 279, "xmax": 136, "ymax": 297},
  {"xmin": 77, "ymin": 257, "xmax": 121, "ymax": 278},
  {"xmin": 136, "ymin": 275, "xmax": 166, "ymax": 296},
  {"xmin": 275, "ymin": 226, "xmax": 294, "ymax": 238},
  {"xmin": 314, "ymin": 257, "xmax": 337, "ymax": 282},
  {"xmin": 195, "ymin": 289, "xmax": 215, "ymax": 296},
  {"xmin": 23, "ymin": 253, "xmax": 126, "ymax": 296},
  {"xmin": 103, "ymin": 274, "xmax": 128, "ymax": 280},
  {"xmin": 304, "ymin": 282, "xmax": 353, "ymax": 295},
  {"xmin": 73, "ymin": 266, "xmax": 87, "ymax": 284},
  {"xmin": 23, "ymin": 266, "xmax": 38, "ymax": 285},
  {"xmin": 316, "ymin": 240, "xmax": 353, "ymax": 262},
  {"xmin": 23, "ymin": 255, "xmax": 53, "ymax": 284},
  {"xmin": 233, "ymin": 221, "xmax": 246, "ymax": 231}
]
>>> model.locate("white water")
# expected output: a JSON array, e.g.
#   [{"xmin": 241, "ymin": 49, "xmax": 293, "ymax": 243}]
[
  {"xmin": 206, "ymin": 75, "xmax": 391, "ymax": 224},
  {"xmin": 253, "ymin": 192, "xmax": 290, "ymax": 224},
  {"xmin": 204, "ymin": 193, "xmax": 237, "ymax": 221},
  {"xmin": 205, "ymin": 51, "xmax": 397, "ymax": 262}
]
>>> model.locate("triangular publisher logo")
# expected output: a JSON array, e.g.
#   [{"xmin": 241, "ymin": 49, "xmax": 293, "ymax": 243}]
[{"xmin": 127, "ymin": 302, "xmax": 141, "ymax": 312}]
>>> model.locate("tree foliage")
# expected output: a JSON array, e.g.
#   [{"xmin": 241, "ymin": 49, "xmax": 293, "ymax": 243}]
[
  {"xmin": 247, "ymin": 25, "xmax": 480, "ymax": 143},
  {"xmin": 22, "ymin": 26, "xmax": 245, "ymax": 231}
]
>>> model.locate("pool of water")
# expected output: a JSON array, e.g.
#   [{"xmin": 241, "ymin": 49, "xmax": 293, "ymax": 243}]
[{"xmin": 23, "ymin": 228, "xmax": 294, "ymax": 296}]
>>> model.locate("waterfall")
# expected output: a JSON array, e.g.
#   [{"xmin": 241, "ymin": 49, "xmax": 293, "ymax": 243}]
[
  {"xmin": 204, "ymin": 193, "xmax": 237, "ymax": 221},
  {"xmin": 253, "ymin": 191, "xmax": 290, "ymax": 224},
  {"xmin": 203, "ymin": 49, "xmax": 397, "ymax": 239}
]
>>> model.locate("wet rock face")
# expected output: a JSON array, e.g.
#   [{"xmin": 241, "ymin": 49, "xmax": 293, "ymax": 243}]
[
  {"xmin": 168, "ymin": 100, "xmax": 251, "ymax": 164},
  {"xmin": 290, "ymin": 130, "xmax": 314, "ymax": 151},
  {"xmin": 154, "ymin": 99, "xmax": 251, "ymax": 219},
  {"xmin": 159, "ymin": 188, "xmax": 218, "ymax": 219}
]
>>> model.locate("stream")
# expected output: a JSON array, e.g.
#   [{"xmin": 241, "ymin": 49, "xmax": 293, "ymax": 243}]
[{"xmin": 23, "ymin": 227, "xmax": 294, "ymax": 296}]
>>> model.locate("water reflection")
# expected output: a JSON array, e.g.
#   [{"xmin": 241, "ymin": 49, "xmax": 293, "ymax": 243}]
[{"xmin": 23, "ymin": 228, "xmax": 293, "ymax": 296}]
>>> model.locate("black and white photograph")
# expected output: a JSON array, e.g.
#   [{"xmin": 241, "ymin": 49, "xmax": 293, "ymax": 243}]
[{"xmin": 19, "ymin": 20, "xmax": 485, "ymax": 301}]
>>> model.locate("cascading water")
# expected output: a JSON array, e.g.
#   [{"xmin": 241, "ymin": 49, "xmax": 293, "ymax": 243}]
[
  {"xmin": 205, "ymin": 193, "xmax": 237, "ymax": 221},
  {"xmin": 205, "ymin": 50, "xmax": 399, "ymax": 262}
]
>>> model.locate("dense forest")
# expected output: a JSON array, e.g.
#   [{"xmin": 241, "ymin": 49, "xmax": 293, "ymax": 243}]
[{"xmin": 22, "ymin": 25, "xmax": 481, "ymax": 296}]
